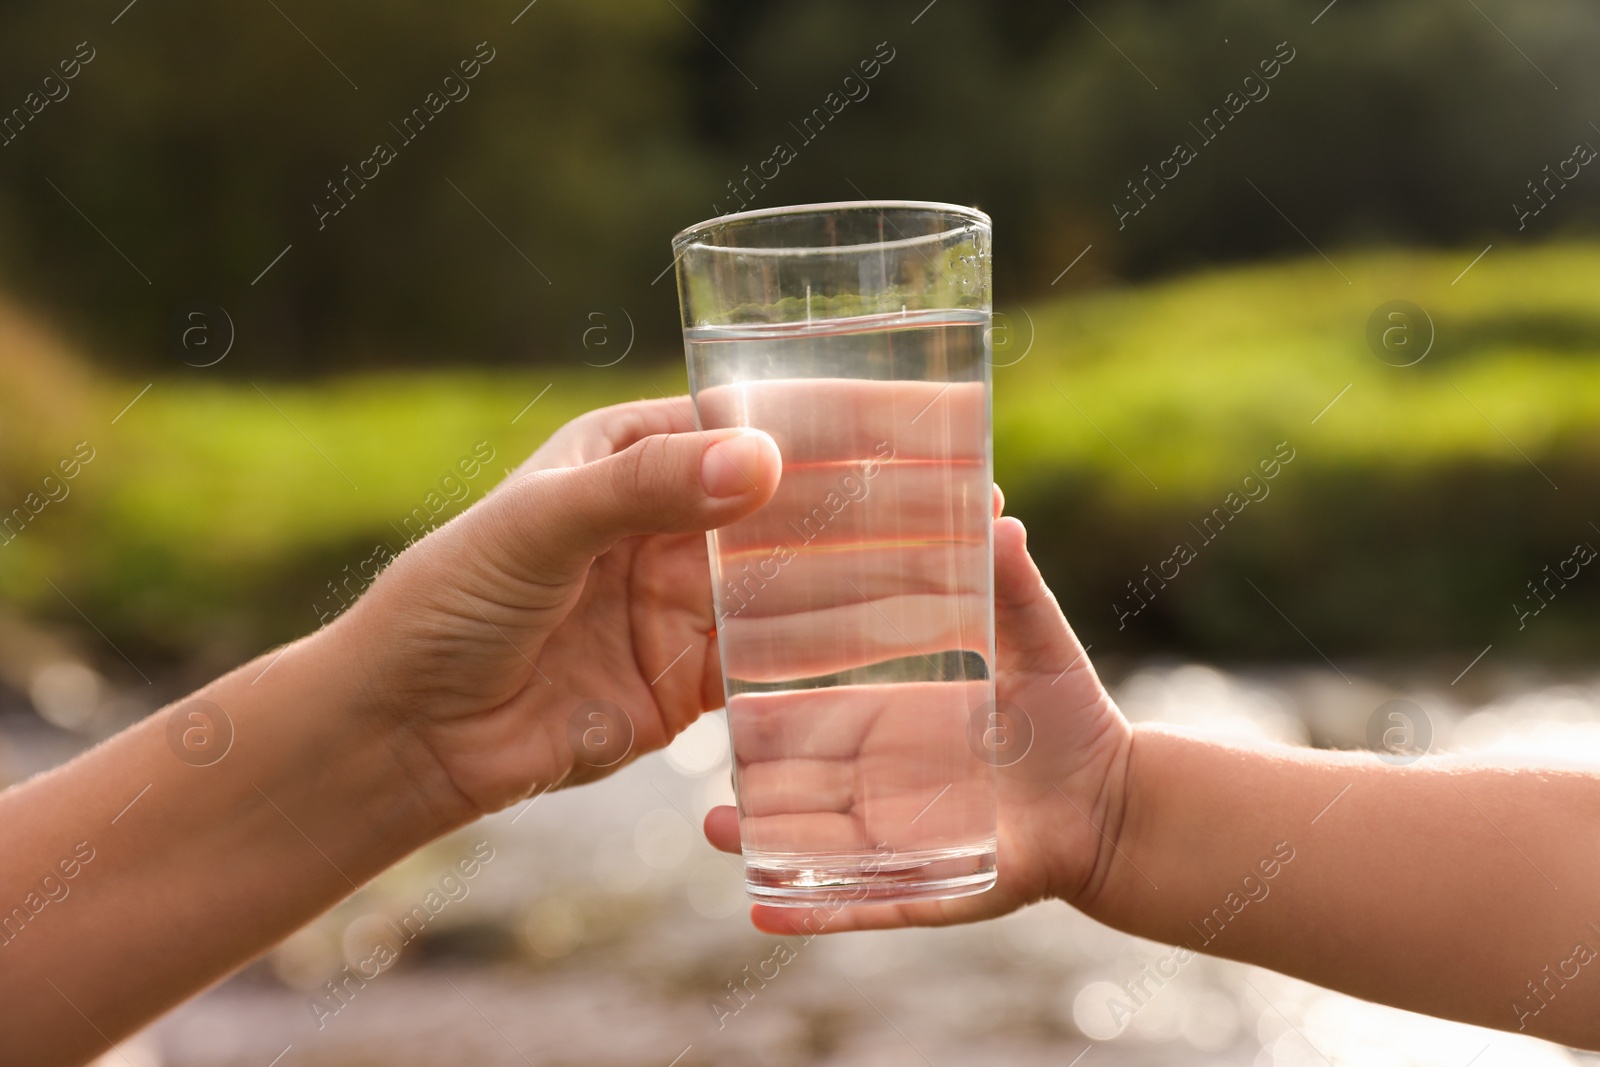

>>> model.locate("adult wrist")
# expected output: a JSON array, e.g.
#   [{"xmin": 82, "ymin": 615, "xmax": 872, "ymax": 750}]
[{"xmin": 210, "ymin": 623, "xmax": 477, "ymax": 879}]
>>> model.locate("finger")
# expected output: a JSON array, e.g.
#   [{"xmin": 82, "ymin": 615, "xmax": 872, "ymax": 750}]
[
  {"xmin": 496, "ymin": 427, "xmax": 782, "ymax": 583},
  {"xmin": 696, "ymin": 379, "xmax": 984, "ymax": 463},
  {"xmin": 735, "ymin": 812, "xmax": 874, "ymax": 853},
  {"xmin": 993, "ymin": 483, "xmax": 1004, "ymax": 519},
  {"xmin": 726, "ymin": 680, "xmax": 964, "ymax": 762},
  {"xmin": 521, "ymin": 395, "xmax": 701, "ymax": 473},
  {"xmin": 715, "ymin": 541, "xmax": 988, "ymax": 619},
  {"xmin": 993, "ymin": 516, "xmax": 1088, "ymax": 679},
  {"xmin": 704, "ymin": 805, "xmax": 741, "ymax": 853},
  {"xmin": 749, "ymin": 902, "xmax": 915, "ymax": 935},
  {"xmin": 746, "ymin": 890, "xmax": 997, "ymax": 936},
  {"xmin": 712, "ymin": 461, "xmax": 986, "ymax": 555},
  {"xmin": 719, "ymin": 590, "xmax": 989, "ymax": 681},
  {"xmin": 736, "ymin": 759, "xmax": 857, "ymax": 815}
]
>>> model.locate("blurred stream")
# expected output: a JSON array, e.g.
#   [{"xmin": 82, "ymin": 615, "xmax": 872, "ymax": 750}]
[{"xmin": 8, "ymin": 662, "xmax": 1600, "ymax": 1067}]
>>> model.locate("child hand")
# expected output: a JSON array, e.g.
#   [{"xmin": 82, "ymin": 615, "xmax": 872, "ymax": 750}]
[{"xmin": 703, "ymin": 510, "xmax": 1134, "ymax": 934}]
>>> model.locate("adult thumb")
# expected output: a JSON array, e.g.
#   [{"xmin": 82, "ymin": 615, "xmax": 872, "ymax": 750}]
[{"xmin": 488, "ymin": 427, "xmax": 781, "ymax": 581}]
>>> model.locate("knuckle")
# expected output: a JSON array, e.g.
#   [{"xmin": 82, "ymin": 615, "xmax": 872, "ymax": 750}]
[{"xmin": 617, "ymin": 434, "xmax": 669, "ymax": 504}]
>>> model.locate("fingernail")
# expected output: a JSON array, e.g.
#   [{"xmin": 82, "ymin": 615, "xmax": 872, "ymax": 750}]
[{"xmin": 701, "ymin": 430, "xmax": 765, "ymax": 498}]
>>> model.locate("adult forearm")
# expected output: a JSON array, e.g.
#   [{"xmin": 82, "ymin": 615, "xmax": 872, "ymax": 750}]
[
  {"xmin": 0, "ymin": 622, "xmax": 471, "ymax": 1065},
  {"xmin": 1085, "ymin": 726, "xmax": 1600, "ymax": 1047}
]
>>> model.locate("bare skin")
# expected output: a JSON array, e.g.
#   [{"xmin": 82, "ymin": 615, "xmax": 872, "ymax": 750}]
[
  {"xmin": 0, "ymin": 398, "xmax": 782, "ymax": 1066},
  {"xmin": 706, "ymin": 515, "xmax": 1600, "ymax": 1049},
  {"xmin": 5, "ymin": 394, "xmax": 1597, "ymax": 1061}
]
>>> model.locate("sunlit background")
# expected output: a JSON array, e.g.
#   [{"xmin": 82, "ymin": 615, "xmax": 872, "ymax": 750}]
[{"xmin": 3, "ymin": 0, "xmax": 1600, "ymax": 1064}]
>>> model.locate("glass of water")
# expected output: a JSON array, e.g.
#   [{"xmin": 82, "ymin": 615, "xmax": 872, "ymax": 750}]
[{"xmin": 673, "ymin": 201, "xmax": 997, "ymax": 906}]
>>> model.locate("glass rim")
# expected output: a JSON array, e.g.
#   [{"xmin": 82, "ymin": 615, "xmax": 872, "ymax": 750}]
[{"xmin": 671, "ymin": 199, "xmax": 991, "ymax": 254}]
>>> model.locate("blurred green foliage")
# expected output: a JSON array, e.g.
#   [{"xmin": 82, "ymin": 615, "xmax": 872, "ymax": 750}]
[
  {"xmin": 2, "ymin": 0, "xmax": 1599, "ymax": 370},
  {"xmin": 4, "ymin": 244, "xmax": 1597, "ymax": 673},
  {"xmin": 996, "ymin": 242, "xmax": 1600, "ymax": 662}
]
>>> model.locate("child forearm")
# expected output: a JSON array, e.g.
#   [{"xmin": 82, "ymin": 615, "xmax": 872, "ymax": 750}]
[{"xmin": 1082, "ymin": 726, "xmax": 1600, "ymax": 1047}]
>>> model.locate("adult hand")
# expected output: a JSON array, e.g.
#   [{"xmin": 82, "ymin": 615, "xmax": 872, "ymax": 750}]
[{"xmin": 329, "ymin": 396, "xmax": 781, "ymax": 819}]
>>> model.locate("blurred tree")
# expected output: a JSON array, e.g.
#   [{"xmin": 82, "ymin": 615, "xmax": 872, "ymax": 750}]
[{"xmin": 0, "ymin": 0, "xmax": 1596, "ymax": 371}]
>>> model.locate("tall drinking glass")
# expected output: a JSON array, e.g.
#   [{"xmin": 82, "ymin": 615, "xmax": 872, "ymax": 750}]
[{"xmin": 673, "ymin": 201, "xmax": 997, "ymax": 906}]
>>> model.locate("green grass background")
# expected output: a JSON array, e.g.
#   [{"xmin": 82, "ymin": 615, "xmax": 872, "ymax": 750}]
[{"xmin": 4, "ymin": 243, "xmax": 1598, "ymax": 672}]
